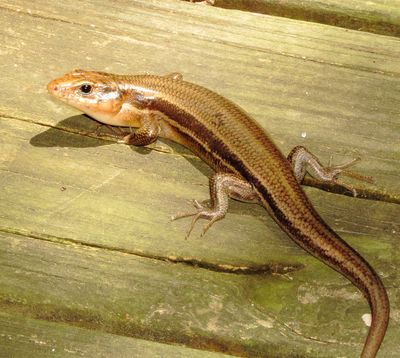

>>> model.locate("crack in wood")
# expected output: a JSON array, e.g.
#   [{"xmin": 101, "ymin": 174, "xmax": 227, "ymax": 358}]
[{"xmin": 0, "ymin": 226, "xmax": 303, "ymax": 275}]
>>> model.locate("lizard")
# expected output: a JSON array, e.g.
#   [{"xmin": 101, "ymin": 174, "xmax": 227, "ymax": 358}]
[{"xmin": 47, "ymin": 69, "xmax": 389, "ymax": 357}]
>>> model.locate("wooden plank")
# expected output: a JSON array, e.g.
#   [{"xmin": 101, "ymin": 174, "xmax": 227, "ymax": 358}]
[
  {"xmin": 1, "ymin": 115, "xmax": 398, "ymax": 267},
  {"xmin": 0, "ymin": 0, "xmax": 399, "ymax": 357},
  {"xmin": 0, "ymin": 312, "xmax": 234, "ymax": 358},
  {"xmin": 0, "ymin": 231, "xmax": 359, "ymax": 358},
  {"xmin": 191, "ymin": 0, "xmax": 400, "ymax": 37}
]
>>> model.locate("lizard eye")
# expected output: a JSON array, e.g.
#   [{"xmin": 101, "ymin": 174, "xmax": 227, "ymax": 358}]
[{"xmin": 79, "ymin": 84, "xmax": 92, "ymax": 94}]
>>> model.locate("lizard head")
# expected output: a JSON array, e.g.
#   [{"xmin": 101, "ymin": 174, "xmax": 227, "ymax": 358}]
[{"xmin": 47, "ymin": 69, "xmax": 124, "ymax": 124}]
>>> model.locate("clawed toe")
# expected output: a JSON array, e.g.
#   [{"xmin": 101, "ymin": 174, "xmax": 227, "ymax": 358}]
[
  {"xmin": 170, "ymin": 200, "xmax": 206, "ymax": 221},
  {"xmin": 171, "ymin": 200, "xmax": 224, "ymax": 239}
]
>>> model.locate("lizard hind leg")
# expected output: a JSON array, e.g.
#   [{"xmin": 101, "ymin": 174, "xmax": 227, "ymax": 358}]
[
  {"xmin": 287, "ymin": 146, "xmax": 373, "ymax": 196},
  {"xmin": 171, "ymin": 173, "xmax": 259, "ymax": 239}
]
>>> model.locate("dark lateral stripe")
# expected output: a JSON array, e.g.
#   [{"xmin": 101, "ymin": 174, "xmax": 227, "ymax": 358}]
[
  {"xmin": 151, "ymin": 97, "xmax": 244, "ymax": 171},
  {"xmin": 255, "ymin": 181, "xmax": 299, "ymax": 234}
]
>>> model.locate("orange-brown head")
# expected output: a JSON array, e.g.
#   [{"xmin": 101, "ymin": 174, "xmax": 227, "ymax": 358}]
[{"xmin": 47, "ymin": 69, "xmax": 126, "ymax": 125}]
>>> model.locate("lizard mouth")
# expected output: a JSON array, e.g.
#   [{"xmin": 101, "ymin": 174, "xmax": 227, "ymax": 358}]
[
  {"xmin": 47, "ymin": 78, "xmax": 69, "ymax": 101},
  {"xmin": 47, "ymin": 78, "xmax": 78, "ymax": 104}
]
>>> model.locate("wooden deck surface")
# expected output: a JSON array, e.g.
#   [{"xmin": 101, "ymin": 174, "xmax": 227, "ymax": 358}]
[{"xmin": 0, "ymin": 0, "xmax": 399, "ymax": 357}]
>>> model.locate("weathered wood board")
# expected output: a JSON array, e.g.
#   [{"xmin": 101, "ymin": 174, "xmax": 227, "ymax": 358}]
[
  {"xmin": 0, "ymin": 0, "xmax": 399, "ymax": 357},
  {"xmin": 194, "ymin": 0, "xmax": 400, "ymax": 37}
]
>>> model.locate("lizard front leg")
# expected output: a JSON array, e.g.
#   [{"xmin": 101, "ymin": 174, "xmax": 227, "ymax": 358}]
[{"xmin": 118, "ymin": 113, "xmax": 161, "ymax": 146}]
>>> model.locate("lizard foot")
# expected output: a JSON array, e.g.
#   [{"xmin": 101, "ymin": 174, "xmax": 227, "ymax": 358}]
[{"xmin": 171, "ymin": 200, "xmax": 224, "ymax": 239}]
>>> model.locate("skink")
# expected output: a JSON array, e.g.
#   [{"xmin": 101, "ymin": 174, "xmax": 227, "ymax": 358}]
[{"xmin": 47, "ymin": 70, "xmax": 389, "ymax": 357}]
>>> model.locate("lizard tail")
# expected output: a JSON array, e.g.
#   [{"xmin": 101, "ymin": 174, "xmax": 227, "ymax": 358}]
[
  {"xmin": 360, "ymin": 267, "xmax": 389, "ymax": 358},
  {"xmin": 260, "ymin": 192, "xmax": 390, "ymax": 358}
]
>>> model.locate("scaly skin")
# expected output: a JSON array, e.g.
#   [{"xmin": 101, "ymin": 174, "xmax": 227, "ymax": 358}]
[{"xmin": 48, "ymin": 70, "xmax": 389, "ymax": 357}]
